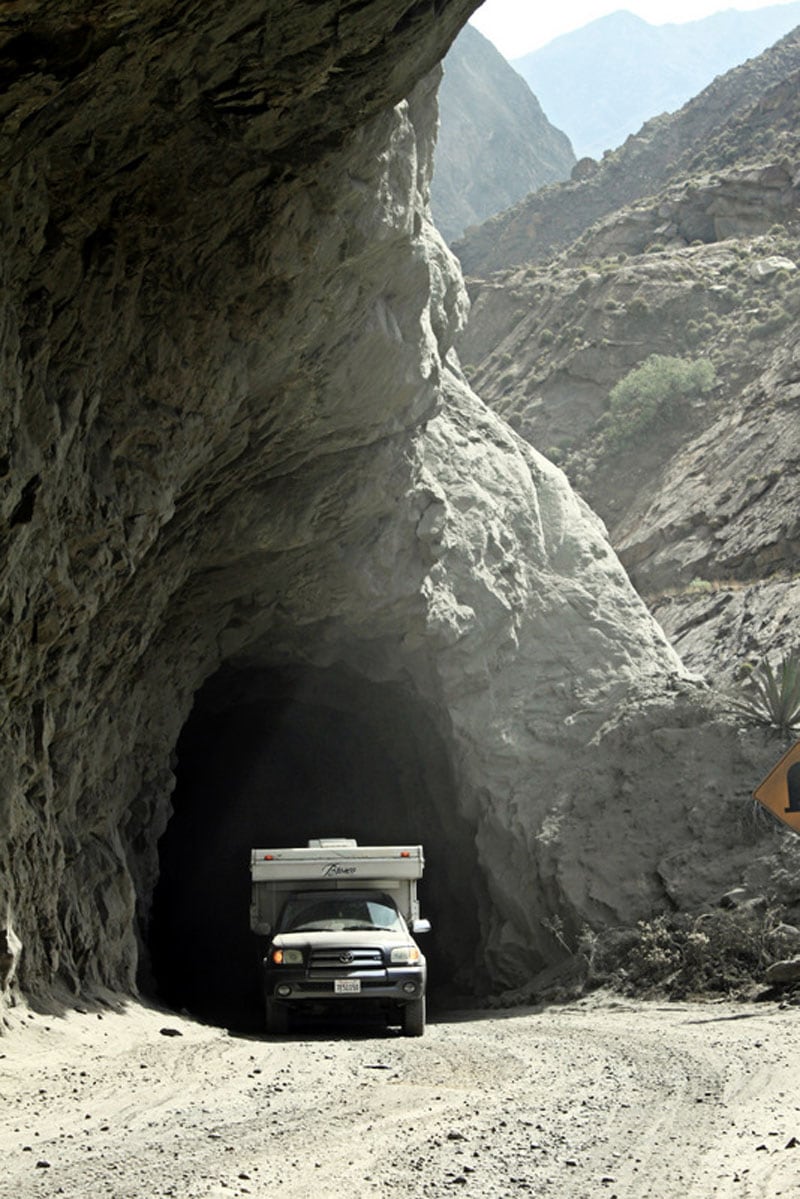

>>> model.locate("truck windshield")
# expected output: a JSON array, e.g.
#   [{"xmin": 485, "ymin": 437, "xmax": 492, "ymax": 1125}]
[{"xmin": 278, "ymin": 891, "xmax": 405, "ymax": 934}]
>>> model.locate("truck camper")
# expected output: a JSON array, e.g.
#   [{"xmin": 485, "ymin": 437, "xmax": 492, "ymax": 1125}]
[{"xmin": 250, "ymin": 838, "xmax": 430, "ymax": 1035}]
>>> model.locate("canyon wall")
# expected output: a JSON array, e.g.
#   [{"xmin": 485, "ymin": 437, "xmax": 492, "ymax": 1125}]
[{"xmin": 0, "ymin": 2, "xmax": 783, "ymax": 1017}]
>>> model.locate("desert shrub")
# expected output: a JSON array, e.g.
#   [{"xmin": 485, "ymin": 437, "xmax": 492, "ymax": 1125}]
[
  {"xmin": 728, "ymin": 650, "xmax": 800, "ymax": 737},
  {"xmin": 627, "ymin": 296, "xmax": 649, "ymax": 316},
  {"xmin": 753, "ymin": 306, "xmax": 791, "ymax": 336},
  {"xmin": 604, "ymin": 354, "xmax": 716, "ymax": 448},
  {"xmin": 585, "ymin": 908, "xmax": 781, "ymax": 998},
  {"xmin": 539, "ymin": 328, "xmax": 554, "ymax": 346}
]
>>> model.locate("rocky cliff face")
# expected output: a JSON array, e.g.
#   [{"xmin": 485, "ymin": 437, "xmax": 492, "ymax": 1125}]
[
  {"xmin": 0, "ymin": 1, "xmax": 786, "ymax": 1025},
  {"xmin": 454, "ymin": 27, "xmax": 800, "ymax": 276},
  {"xmin": 458, "ymin": 30, "xmax": 800, "ymax": 692},
  {"xmin": 430, "ymin": 24, "xmax": 575, "ymax": 243}
]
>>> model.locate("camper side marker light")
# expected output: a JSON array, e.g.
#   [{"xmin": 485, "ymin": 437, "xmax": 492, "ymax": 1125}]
[
  {"xmin": 263, "ymin": 854, "xmax": 274, "ymax": 860},
  {"xmin": 400, "ymin": 851, "xmax": 410, "ymax": 858}
]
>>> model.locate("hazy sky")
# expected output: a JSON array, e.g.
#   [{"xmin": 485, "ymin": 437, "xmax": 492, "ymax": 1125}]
[{"xmin": 470, "ymin": 0, "xmax": 796, "ymax": 55}]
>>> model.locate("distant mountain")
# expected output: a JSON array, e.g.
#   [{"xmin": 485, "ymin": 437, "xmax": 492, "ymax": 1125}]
[
  {"xmin": 513, "ymin": 2, "xmax": 800, "ymax": 158},
  {"xmin": 455, "ymin": 24, "xmax": 800, "ymax": 276},
  {"xmin": 430, "ymin": 24, "xmax": 575, "ymax": 243}
]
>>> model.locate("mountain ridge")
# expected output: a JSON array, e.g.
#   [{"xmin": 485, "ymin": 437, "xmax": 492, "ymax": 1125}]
[
  {"xmin": 513, "ymin": 1, "xmax": 800, "ymax": 158},
  {"xmin": 454, "ymin": 23, "xmax": 800, "ymax": 277},
  {"xmin": 456, "ymin": 25, "xmax": 800, "ymax": 688},
  {"xmin": 431, "ymin": 24, "xmax": 575, "ymax": 243}
]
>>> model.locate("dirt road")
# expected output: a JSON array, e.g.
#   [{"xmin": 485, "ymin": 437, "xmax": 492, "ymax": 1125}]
[{"xmin": 1, "ymin": 994, "xmax": 798, "ymax": 1198}]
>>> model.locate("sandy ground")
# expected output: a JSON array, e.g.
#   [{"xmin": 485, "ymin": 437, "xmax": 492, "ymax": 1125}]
[{"xmin": 1, "ymin": 994, "xmax": 800, "ymax": 1199}]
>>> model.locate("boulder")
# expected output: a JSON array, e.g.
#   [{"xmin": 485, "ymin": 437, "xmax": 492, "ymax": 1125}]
[{"xmin": 765, "ymin": 957, "xmax": 800, "ymax": 984}]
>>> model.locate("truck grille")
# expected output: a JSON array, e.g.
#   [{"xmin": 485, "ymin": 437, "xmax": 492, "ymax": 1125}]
[{"xmin": 308, "ymin": 946, "xmax": 385, "ymax": 978}]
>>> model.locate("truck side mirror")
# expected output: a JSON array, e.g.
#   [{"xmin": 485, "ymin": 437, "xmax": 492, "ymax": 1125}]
[{"xmin": 412, "ymin": 918, "xmax": 431, "ymax": 934}]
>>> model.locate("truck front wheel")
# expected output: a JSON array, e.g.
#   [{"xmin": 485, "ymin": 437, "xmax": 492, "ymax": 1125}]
[
  {"xmin": 265, "ymin": 998, "xmax": 289, "ymax": 1035},
  {"xmin": 401, "ymin": 997, "xmax": 425, "ymax": 1037}
]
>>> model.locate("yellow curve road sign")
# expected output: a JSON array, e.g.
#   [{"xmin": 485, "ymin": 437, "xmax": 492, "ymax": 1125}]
[{"xmin": 754, "ymin": 740, "xmax": 800, "ymax": 833}]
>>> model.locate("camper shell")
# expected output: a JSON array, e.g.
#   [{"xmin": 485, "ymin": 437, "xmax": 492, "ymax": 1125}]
[{"xmin": 251, "ymin": 839, "xmax": 429, "ymax": 1036}]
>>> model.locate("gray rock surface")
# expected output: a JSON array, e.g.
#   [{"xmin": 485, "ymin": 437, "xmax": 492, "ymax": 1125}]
[
  {"xmin": 765, "ymin": 956, "xmax": 800, "ymax": 984},
  {"xmin": 0, "ymin": 1, "xmax": 793, "ymax": 1017},
  {"xmin": 612, "ymin": 339, "xmax": 800, "ymax": 596},
  {"xmin": 654, "ymin": 580, "xmax": 800, "ymax": 688}
]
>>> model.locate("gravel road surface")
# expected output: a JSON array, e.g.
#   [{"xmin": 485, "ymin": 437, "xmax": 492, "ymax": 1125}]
[{"xmin": 2, "ymin": 995, "xmax": 798, "ymax": 1198}]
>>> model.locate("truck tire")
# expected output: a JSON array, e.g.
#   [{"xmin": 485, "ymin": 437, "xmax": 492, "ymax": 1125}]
[
  {"xmin": 265, "ymin": 998, "xmax": 289, "ymax": 1035},
  {"xmin": 401, "ymin": 997, "xmax": 425, "ymax": 1037}
]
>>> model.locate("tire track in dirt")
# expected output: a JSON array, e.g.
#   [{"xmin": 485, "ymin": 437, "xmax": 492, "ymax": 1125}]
[{"xmin": 1, "ymin": 996, "xmax": 799, "ymax": 1198}]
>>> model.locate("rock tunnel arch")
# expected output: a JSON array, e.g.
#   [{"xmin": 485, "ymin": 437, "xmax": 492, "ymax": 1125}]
[
  {"xmin": 146, "ymin": 661, "xmax": 487, "ymax": 1030},
  {"xmin": 1, "ymin": 0, "xmax": 731, "ymax": 1022}
]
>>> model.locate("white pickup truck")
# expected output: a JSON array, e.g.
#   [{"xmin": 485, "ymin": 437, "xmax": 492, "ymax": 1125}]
[{"xmin": 250, "ymin": 839, "xmax": 430, "ymax": 1036}]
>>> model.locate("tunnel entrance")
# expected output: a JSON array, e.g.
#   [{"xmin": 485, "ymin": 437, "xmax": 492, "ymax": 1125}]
[{"xmin": 146, "ymin": 662, "xmax": 487, "ymax": 1031}]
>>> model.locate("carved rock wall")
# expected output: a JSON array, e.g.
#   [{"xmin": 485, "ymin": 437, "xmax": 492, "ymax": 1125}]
[{"xmin": 1, "ymin": 2, "xmax": 785, "ymax": 1015}]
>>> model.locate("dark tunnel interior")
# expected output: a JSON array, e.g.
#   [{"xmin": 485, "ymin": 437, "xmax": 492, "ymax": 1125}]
[{"xmin": 146, "ymin": 662, "xmax": 489, "ymax": 1032}]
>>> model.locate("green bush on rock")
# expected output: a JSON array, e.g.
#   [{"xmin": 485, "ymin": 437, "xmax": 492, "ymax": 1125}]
[{"xmin": 605, "ymin": 354, "xmax": 716, "ymax": 448}]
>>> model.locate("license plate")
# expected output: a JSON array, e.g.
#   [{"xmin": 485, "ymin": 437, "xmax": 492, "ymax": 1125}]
[{"xmin": 334, "ymin": 978, "xmax": 361, "ymax": 994}]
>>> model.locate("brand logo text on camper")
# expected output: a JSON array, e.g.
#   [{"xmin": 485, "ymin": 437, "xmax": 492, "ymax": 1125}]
[{"xmin": 322, "ymin": 863, "xmax": 357, "ymax": 877}]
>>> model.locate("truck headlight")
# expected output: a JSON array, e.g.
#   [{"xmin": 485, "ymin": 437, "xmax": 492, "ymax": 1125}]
[
  {"xmin": 271, "ymin": 948, "xmax": 303, "ymax": 965},
  {"xmin": 390, "ymin": 945, "xmax": 421, "ymax": 964}
]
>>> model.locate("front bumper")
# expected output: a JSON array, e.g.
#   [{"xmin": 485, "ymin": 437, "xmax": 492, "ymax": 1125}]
[{"xmin": 263, "ymin": 963, "xmax": 426, "ymax": 1003}]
